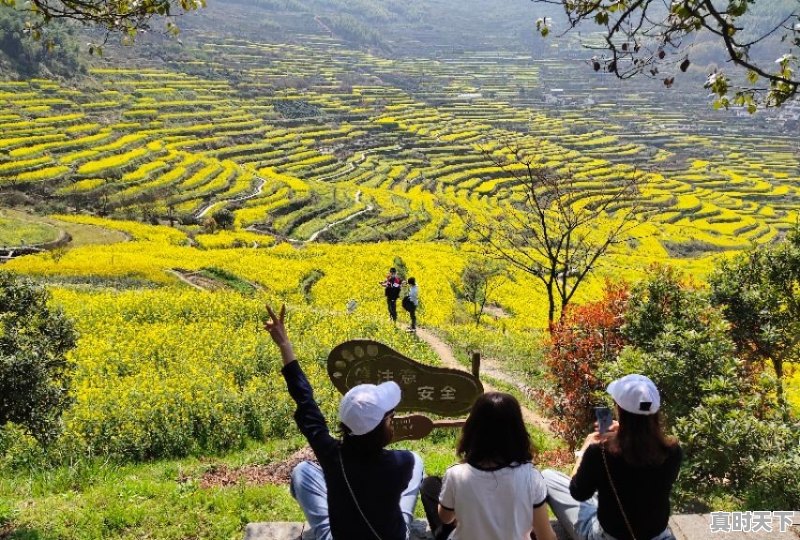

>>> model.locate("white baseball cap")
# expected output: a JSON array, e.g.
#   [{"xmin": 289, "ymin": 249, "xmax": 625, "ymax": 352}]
[
  {"xmin": 338, "ymin": 381, "xmax": 401, "ymax": 436},
  {"xmin": 607, "ymin": 374, "xmax": 661, "ymax": 415}
]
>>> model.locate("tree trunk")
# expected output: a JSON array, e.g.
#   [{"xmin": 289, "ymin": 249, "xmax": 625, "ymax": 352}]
[{"xmin": 774, "ymin": 357, "xmax": 789, "ymax": 419}]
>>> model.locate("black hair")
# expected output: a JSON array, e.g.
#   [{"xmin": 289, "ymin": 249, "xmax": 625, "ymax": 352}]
[
  {"xmin": 408, "ymin": 277, "xmax": 416, "ymax": 285},
  {"xmin": 457, "ymin": 392, "xmax": 533, "ymax": 467},
  {"xmin": 390, "ymin": 267, "xmax": 397, "ymax": 273},
  {"xmin": 339, "ymin": 411, "xmax": 394, "ymax": 456},
  {"xmin": 607, "ymin": 407, "xmax": 678, "ymax": 467}
]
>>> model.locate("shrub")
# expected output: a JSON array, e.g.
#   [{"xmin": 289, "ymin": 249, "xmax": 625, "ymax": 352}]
[
  {"xmin": 709, "ymin": 225, "xmax": 800, "ymax": 409},
  {"xmin": 601, "ymin": 266, "xmax": 800, "ymax": 509},
  {"xmin": 606, "ymin": 266, "xmax": 748, "ymax": 421},
  {"xmin": 545, "ymin": 281, "xmax": 628, "ymax": 449},
  {"xmin": 457, "ymin": 258, "xmax": 508, "ymax": 326},
  {"xmin": 673, "ymin": 372, "xmax": 800, "ymax": 508},
  {"xmin": 212, "ymin": 208, "xmax": 235, "ymax": 230},
  {"xmin": 0, "ymin": 271, "xmax": 77, "ymax": 443}
]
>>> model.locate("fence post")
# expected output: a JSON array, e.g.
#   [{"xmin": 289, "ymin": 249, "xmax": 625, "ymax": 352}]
[{"xmin": 471, "ymin": 351, "xmax": 481, "ymax": 380}]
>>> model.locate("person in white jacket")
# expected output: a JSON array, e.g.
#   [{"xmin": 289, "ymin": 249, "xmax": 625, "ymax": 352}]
[{"xmin": 403, "ymin": 277, "xmax": 419, "ymax": 330}]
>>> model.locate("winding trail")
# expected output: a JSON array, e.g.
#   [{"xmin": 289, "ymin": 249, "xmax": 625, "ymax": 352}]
[
  {"xmin": 411, "ymin": 326, "xmax": 552, "ymax": 433},
  {"xmin": 304, "ymin": 203, "xmax": 374, "ymax": 242},
  {"xmin": 169, "ymin": 265, "xmax": 549, "ymax": 432},
  {"xmin": 286, "ymin": 192, "xmax": 374, "ymax": 244},
  {"xmin": 314, "ymin": 145, "xmax": 401, "ymax": 183},
  {"xmin": 195, "ymin": 176, "xmax": 268, "ymax": 219}
]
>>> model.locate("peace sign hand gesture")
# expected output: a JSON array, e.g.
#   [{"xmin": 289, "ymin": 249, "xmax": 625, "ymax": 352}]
[{"xmin": 264, "ymin": 303, "xmax": 295, "ymax": 365}]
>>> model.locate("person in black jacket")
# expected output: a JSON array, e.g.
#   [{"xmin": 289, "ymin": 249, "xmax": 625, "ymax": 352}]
[
  {"xmin": 542, "ymin": 374, "xmax": 682, "ymax": 540},
  {"xmin": 381, "ymin": 267, "xmax": 403, "ymax": 323},
  {"xmin": 264, "ymin": 304, "xmax": 423, "ymax": 540}
]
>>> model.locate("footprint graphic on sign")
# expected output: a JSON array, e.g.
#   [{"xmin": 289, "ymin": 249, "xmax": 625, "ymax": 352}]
[{"xmin": 327, "ymin": 339, "xmax": 483, "ymax": 415}]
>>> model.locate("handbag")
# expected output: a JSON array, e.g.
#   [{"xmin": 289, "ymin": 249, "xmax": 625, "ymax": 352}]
[
  {"xmin": 339, "ymin": 448, "xmax": 385, "ymax": 540},
  {"xmin": 601, "ymin": 442, "xmax": 638, "ymax": 540}
]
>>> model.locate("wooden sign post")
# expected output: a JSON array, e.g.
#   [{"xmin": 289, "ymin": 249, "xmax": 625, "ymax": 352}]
[
  {"xmin": 327, "ymin": 340, "xmax": 484, "ymax": 441},
  {"xmin": 390, "ymin": 415, "xmax": 466, "ymax": 442}
]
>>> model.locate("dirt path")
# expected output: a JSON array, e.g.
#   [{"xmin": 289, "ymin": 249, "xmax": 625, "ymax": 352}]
[
  {"xmin": 195, "ymin": 176, "xmax": 267, "ymax": 219},
  {"xmin": 412, "ymin": 327, "xmax": 552, "ymax": 433},
  {"xmin": 314, "ymin": 145, "xmax": 401, "ymax": 183},
  {"xmin": 166, "ymin": 268, "xmax": 551, "ymax": 433},
  {"xmin": 287, "ymin": 192, "xmax": 373, "ymax": 244},
  {"xmin": 305, "ymin": 204, "xmax": 373, "ymax": 242},
  {"xmin": 168, "ymin": 269, "xmax": 212, "ymax": 291}
]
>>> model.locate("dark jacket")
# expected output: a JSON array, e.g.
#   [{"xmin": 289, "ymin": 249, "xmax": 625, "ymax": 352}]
[
  {"xmin": 570, "ymin": 442, "xmax": 682, "ymax": 540},
  {"xmin": 282, "ymin": 361, "xmax": 414, "ymax": 540}
]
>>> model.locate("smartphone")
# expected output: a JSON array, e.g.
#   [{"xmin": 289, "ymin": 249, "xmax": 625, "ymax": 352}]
[{"xmin": 595, "ymin": 406, "xmax": 613, "ymax": 435}]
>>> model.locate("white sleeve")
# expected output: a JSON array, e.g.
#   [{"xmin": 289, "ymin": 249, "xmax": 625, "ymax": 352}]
[
  {"xmin": 439, "ymin": 469, "xmax": 456, "ymax": 511},
  {"xmin": 531, "ymin": 466, "xmax": 548, "ymax": 508}
]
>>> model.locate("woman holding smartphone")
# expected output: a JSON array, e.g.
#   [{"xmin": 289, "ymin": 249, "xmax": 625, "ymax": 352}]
[{"xmin": 543, "ymin": 374, "xmax": 682, "ymax": 540}]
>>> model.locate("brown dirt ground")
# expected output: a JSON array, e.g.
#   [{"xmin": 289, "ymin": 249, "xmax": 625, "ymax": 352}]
[{"xmin": 194, "ymin": 447, "xmax": 317, "ymax": 488}]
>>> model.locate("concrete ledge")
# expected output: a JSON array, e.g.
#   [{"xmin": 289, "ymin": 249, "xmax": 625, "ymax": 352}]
[
  {"xmin": 245, "ymin": 516, "xmax": 799, "ymax": 540},
  {"xmin": 244, "ymin": 519, "xmax": 569, "ymax": 539},
  {"xmin": 669, "ymin": 514, "xmax": 800, "ymax": 540}
]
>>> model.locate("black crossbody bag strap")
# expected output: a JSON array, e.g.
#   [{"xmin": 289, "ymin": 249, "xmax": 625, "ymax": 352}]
[
  {"xmin": 601, "ymin": 443, "xmax": 638, "ymax": 540},
  {"xmin": 339, "ymin": 448, "xmax": 384, "ymax": 540}
]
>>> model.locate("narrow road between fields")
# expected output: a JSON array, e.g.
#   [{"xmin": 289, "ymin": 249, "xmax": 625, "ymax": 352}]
[
  {"xmin": 287, "ymin": 191, "xmax": 373, "ymax": 244},
  {"xmin": 195, "ymin": 176, "xmax": 268, "ymax": 219},
  {"xmin": 411, "ymin": 326, "xmax": 552, "ymax": 433},
  {"xmin": 167, "ymin": 266, "xmax": 551, "ymax": 433}
]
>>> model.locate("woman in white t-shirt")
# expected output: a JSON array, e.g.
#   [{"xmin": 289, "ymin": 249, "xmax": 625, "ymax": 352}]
[{"xmin": 420, "ymin": 392, "xmax": 557, "ymax": 540}]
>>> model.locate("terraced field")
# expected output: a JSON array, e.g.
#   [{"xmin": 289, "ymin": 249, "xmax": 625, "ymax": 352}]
[
  {"xmin": 1, "ymin": 33, "xmax": 797, "ymax": 251},
  {"xmin": 2, "ymin": 4, "xmax": 800, "ymax": 536}
]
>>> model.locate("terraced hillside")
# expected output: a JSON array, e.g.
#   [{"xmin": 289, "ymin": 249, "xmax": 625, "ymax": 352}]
[
  {"xmin": 2, "ymin": 3, "xmax": 800, "ymax": 537},
  {"xmin": 1, "ymin": 31, "xmax": 798, "ymax": 251}
]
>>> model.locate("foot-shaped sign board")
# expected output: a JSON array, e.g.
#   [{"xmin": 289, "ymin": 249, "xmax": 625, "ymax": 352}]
[{"xmin": 328, "ymin": 340, "xmax": 484, "ymax": 441}]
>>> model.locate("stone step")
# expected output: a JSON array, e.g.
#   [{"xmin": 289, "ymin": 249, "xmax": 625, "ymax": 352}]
[
  {"xmin": 243, "ymin": 520, "xmax": 564, "ymax": 540},
  {"xmin": 244, "ymin": 515, "xmax": 800, "ymax": 540}
]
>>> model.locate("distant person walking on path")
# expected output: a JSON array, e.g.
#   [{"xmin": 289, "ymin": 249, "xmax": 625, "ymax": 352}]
[
  {"xmin": 543, "ymin": 374, "xmax": 682, "ymax": 540},
  {"xmin": 420, "ymin": 392, "xmax": 557, "ymax": 540},
  {"xmin": 264, "ymin": 304, "xmax": 423, "ymax": 540},
  {"xmin": 381, "ymin": 267, "xmax": 403, "ymax": 323},
  {"xmin": 402, "ymin": 277, "xmax": 419, "ymax": 330}
]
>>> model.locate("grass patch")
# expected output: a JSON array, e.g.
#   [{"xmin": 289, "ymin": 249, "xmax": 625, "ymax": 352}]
[
  {"xmin": 0, "ymin": 439, "xmax": 307, "ymax": 540},
  {"xmin": 661, "ymin": 239, "xmax": 731, "ymax": 258},
  {"xmin": 33, "ymin": 275, "xmax": 160, "ymax": 290},
  {"xmin": 0, "ymin": 429, "xmax": 560, "ymax": 539},
  {"xmin": 0, "ymin": 210, "xmax": 60, "ymax": 246},
  {"xmin": 1, "ymin": 209, "xmax": 128, "ymax": 247},
  {"xmin": 198, "ymin": 267, "xmax": 257, "ymax": 295}
]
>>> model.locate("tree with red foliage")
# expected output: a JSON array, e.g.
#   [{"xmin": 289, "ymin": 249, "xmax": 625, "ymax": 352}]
[{"xmin": 544, "ymin": 281, "xmax": 629, "ymax": 450}]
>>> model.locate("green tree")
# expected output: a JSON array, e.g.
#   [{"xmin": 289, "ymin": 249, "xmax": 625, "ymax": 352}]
[
  {"xmin": 0, "ymin": 5, "xmax": 84, "ymax": 77},
  {"xmin": 0, "ymin": 271, "xmax": 77, "ymax": 443},
  {"xmin": 1, "ymin": 0, "xmax": 204, "ymax": 49},
  {"xmin": 709, "ymin": 226, "xmax": 800, "ymax": 410},
  {"xmin": 534, "ymin": 0, "xmax": 800, "ymax": 109},
  {"xmin": 212, "ymin": 208, "xmax": 235, "ymax": 231},
  {"xmin": 605, "ymin": 266, "xmax": 747, "ymax": 421},
  {"xmin": 458, "ymin": 258, "xmax": 508, "ymax": 326}
]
